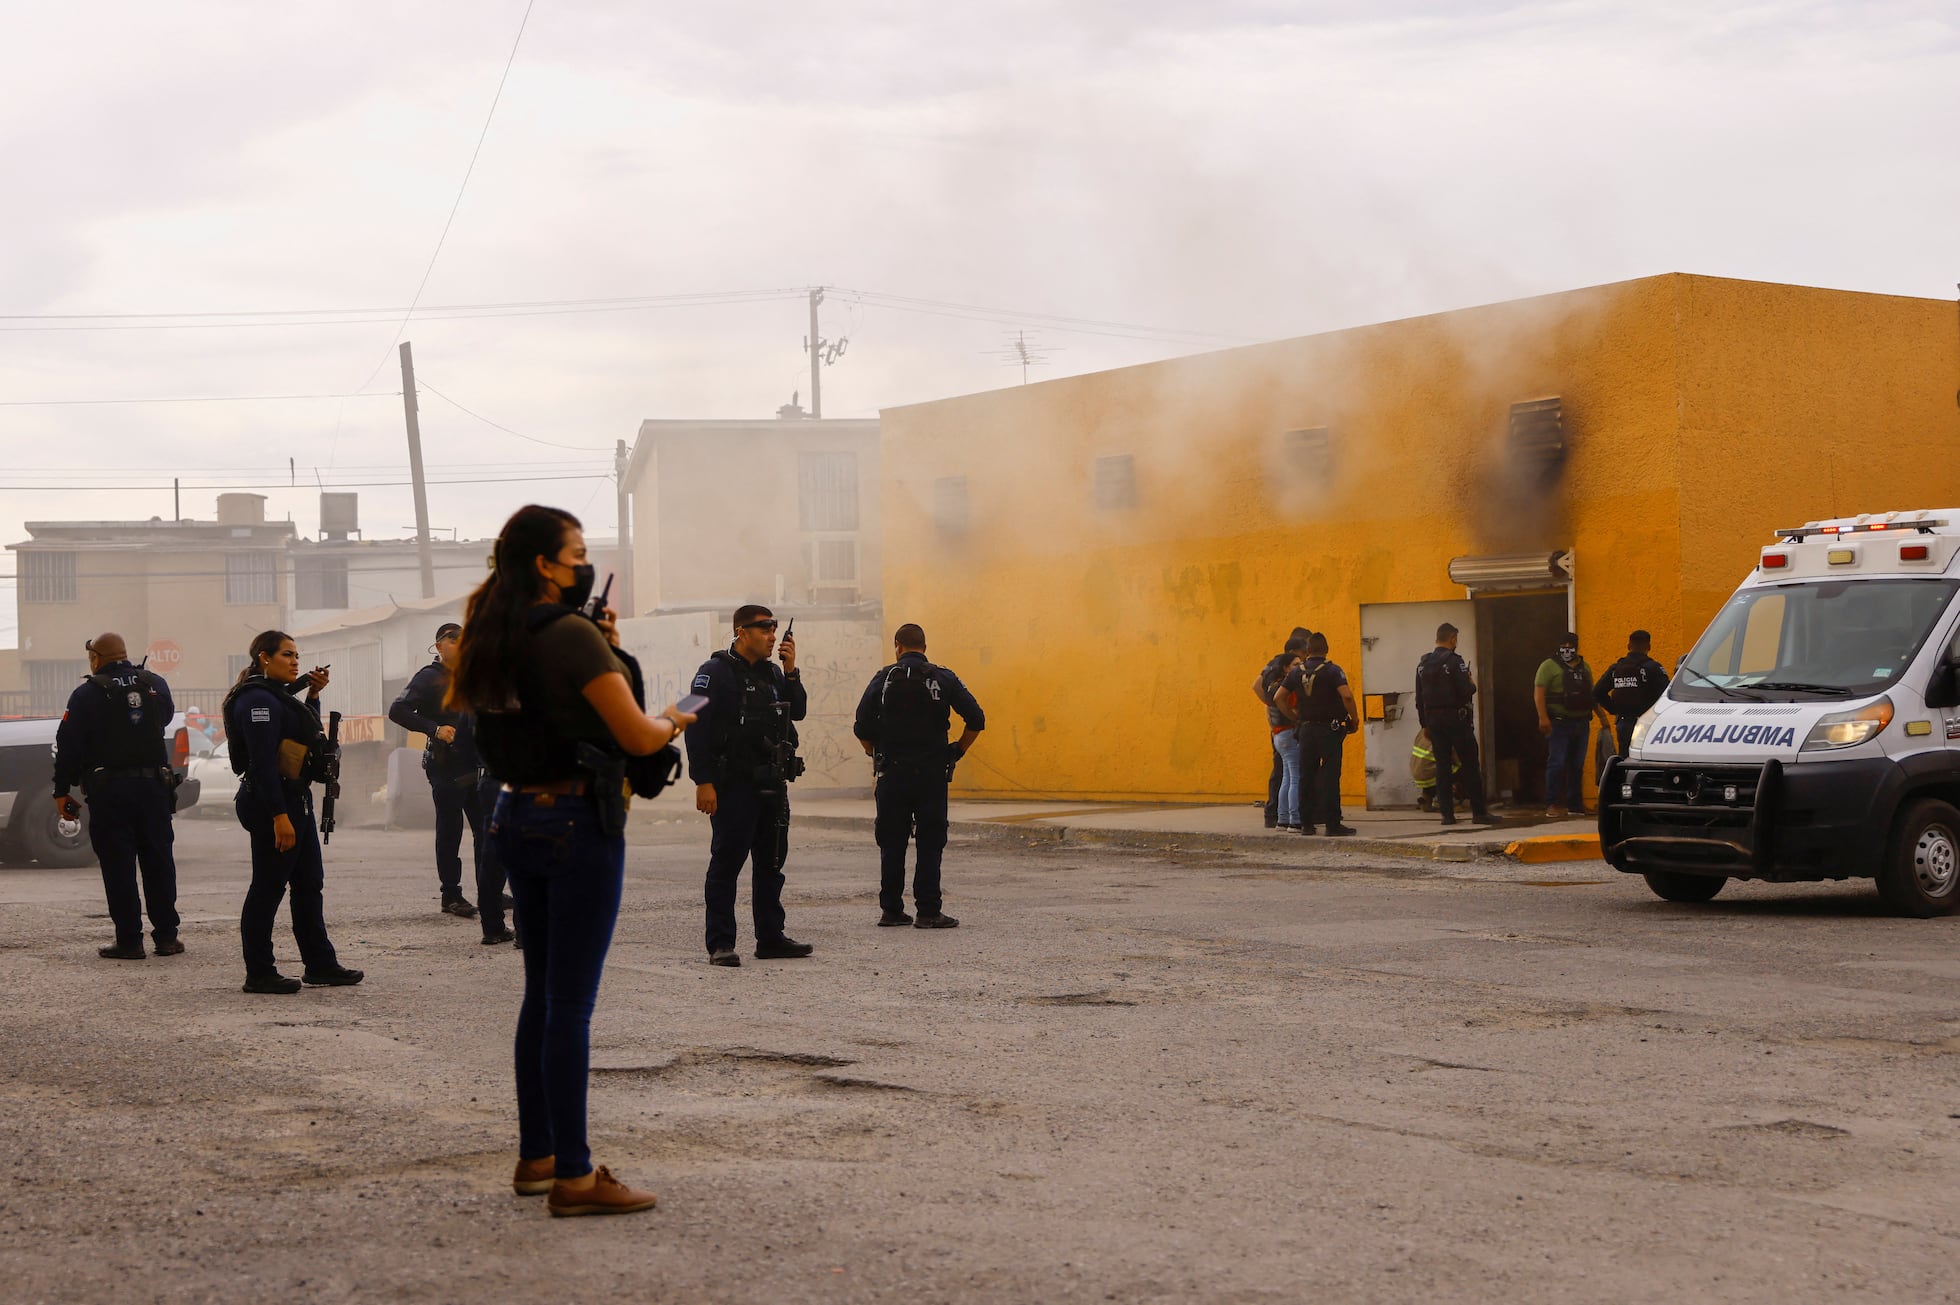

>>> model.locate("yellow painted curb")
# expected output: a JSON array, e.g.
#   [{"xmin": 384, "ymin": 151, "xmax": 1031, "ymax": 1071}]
[{"xmin": 1504, "ymin": 834, "xmax": 1602, "ymax": 864}]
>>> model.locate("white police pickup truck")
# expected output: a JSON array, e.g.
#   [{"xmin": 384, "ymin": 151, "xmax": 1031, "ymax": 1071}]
[
  {"xmin": 0, "ymin": 714, "xmax": 200, "ymax": 867},
  {"xmin": 1601, "ymin": 509, "xmax": 1960, "ymax": 916}
]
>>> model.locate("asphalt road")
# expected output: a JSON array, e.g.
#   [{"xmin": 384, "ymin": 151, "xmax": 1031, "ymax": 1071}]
[{"xmin": 2, "ymin": 813, "xmax": 1957, "ymax": 1303}]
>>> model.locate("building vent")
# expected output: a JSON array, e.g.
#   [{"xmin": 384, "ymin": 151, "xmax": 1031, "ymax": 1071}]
[
  {"xmin": 933, "ymin": 476, "xmax": 969, "ymax": 536},
  {"xmin": 320, "ymin": 493, "xmax": 360, "ymax": 540},
  {"xmin": 1094, "ymin": 454, "xmax": 1137, "ymax": 510},
  {"xmin": 1280, "ymin": 427, "xmax": 1334, "ymax": 483},
  {"xmin": 1507, "ymin": 398, "xmax": 1566, "ymax": 487},
  {"xmin": 1447, "ymin": 550, "xmax": 1575, "ymax": 592}
]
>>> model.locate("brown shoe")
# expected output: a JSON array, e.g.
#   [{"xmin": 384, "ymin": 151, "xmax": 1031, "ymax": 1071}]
[
  {"xmin": 512, "ymin": 1155, "xmax": 555, "ymax": 1196},
  {"xmin": 547, "ymin": 1165, "xmax": 657, "ymax": 1217}
]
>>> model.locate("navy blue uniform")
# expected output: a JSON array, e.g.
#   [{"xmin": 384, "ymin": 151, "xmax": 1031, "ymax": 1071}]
[
  {"xmin": 53, "ymin": 661, "xmax": 180, "ymax": 950},
  {"xmin": 1285, "ymin": 656, "xmax": 1352, "ymax": 831},
  {"xmin": 227, "ymin": 677, "xmax": 342, "ymax": 979},
  {"xmin": 388, "ymin": 660, "xmax": 484, "ymax": 907},
  {"xmin": 1414, "ymin": 648, "xmax": 1490, "ymax": 823},
  {"xmin": 853, "ymin": 653, "xmax": 986, "ymax": 917},
  {"xmin": 685, "ymin": 650, "xmax": 807, "ymax": 955},
  {"xmin": 1595, "ymin": 653, "xmax": 1671, "ymax": 758}
]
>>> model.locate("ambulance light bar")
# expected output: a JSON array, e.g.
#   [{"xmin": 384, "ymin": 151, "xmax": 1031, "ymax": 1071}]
[{"xmin": 1776, "ymin": 519, "xmax": 1946, "ymax": 542}]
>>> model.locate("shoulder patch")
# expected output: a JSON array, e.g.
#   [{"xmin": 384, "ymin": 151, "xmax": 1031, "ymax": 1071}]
[
  {"xmin": 250, "ymin": 706, "xmax": 272, "ymax": 723},
  {"xmin": 692, "ymin": 673, "xmax": 712, "ymax": 691}
]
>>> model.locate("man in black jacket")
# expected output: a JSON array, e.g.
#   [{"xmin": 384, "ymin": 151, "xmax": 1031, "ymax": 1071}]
[
  {"xmin": 388, "ymin": 622, "xmax": 480, "ymax": 919},
  {"xmin": 1413, "ymin": 623, "xmax": 1492, "ymax": 827},
  {"xmin": 52, "ymin": 632, "xmax": 182, "ymax": 959},
  {"xmin": 686, "ymin": 605, "xmax": 812, "ymax": 966},
  {"xmin": 1595, "ymin": 629, "xmax": 1671, "ymax": 758},
  {"xmin": 853, "ymin": 623, "xmax": 986, "ymax": 929}
]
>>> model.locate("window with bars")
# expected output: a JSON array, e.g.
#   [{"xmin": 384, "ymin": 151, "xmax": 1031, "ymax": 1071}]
[
  {"xmin": 1280, "ymin": 427, "xmax": 1334, "ymax": 484},
  {"xmin": 20, "ymin": 551, "xmax": 78, "ymax": 604},
  {"xmin": 1094, "ymin": 454, "xmax": 1138, "ymax": 510},
  {"xmin": 798, "ymin": 452, "xmax": 860, "ymax": 531},
  {"xmin": 225, "ymin": 550, "xmax": 279, "ymax": 605},
  {"xmin": 933, "ymin": 476, "xmax": 969, "ymax": 536},
  {"xmin": 294, "ymin": 554, "xmax": 350, "ymax": 610},
  {"xmin": 227, "ymin": 654, "xmax": 255, "ymax": 683},
  {"xmin": 1508, "ymin": 397, "xmax": 1566, "ymax": 488},
  {"xmin": 27, "ymin": 659, "xmax": 86, "ymax": 713}
]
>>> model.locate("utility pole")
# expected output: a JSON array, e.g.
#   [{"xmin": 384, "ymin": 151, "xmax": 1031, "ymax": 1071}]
[
  {"xmin": 398, "ymin": 341, "xmax": 436, "ymax": 599},
  {"xmin": 806, "ymin": 286, "xmax": 825, "ymax": 418},
  {"xmin": 614, "ymin": 438, "xmax": 634, "ymax": 619}
]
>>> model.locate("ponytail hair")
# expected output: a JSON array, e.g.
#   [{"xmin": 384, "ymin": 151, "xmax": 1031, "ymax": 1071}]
[
  {"xmin": 448, "ymin": 505, "xmax": 581, "ymax": 711},
  {"xmin": 236, "ymin": 630, "xmax": 291, "ymax": 685}
]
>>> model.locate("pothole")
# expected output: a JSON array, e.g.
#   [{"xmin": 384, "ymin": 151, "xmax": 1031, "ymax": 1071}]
[
  {"xmin": 1024, "ymin": 992, "xmax": 1137, "ymax": 1007},
  {"xmin": 1723, "ymin": 1119, "xmax": 1848, "ymax": 1138}
]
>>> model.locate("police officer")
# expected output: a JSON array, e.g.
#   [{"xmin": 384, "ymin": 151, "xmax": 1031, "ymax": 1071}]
[
  {"xmin": 224, "ymin": 629, "xmax": 363, "ymax": 995},
  {"xmin": 688, "ymin": 605, "xmax": 812, "ymax": 966},
  {"xmin": 1283, "ymin": 632, "xmax": 1359, "ymax": 837},
  {"xmin": 52, "ymin": 632, "xmax": 182, "ymax": 960},
  {"xmin": 1534, "ymin": 632, "xmax": 1611, "ymax": 817},
  {"xmin": 1595, "ymin": 629, "xmax": 1671, "ymax": 758},
  {"xmin": 1253, "ymin": 627, "xmax": 1310, "ymax": 828},
  {"xmin": 853, "ymin": 623, "xmax": 986, "ymax": 929},
  {"xmin": 1414, "ymin": 622, "xmax": 1492, "ymax": 827},
  {"xmin": 389, "ymin": 622, "xmax": 482, "ymax": 921}
]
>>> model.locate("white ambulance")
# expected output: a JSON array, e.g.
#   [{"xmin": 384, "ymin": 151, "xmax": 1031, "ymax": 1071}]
[{"xmin": 1600, "ymin": 509, "xmax": 1960, "ymax": 916}]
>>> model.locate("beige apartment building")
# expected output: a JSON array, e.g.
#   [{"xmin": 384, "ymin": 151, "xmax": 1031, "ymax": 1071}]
[{"xmin": 8, "ymin": 493, "xmax": 293, "ymax": 713}]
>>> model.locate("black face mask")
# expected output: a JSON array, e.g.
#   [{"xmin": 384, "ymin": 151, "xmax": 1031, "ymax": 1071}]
[{"xmin": 557, "ymin": 563, "xmax": 597, "ymax": 611}]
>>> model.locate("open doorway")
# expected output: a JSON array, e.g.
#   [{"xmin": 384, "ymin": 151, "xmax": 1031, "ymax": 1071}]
[{"xmin": 1473, "ymin": 591, "xmax": 1569, "ymax": 807}]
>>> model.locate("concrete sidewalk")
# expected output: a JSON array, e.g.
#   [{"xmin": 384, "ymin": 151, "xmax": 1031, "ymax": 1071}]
[{"xmin": 791, "ymin": 795, "xmax": 1604, "ymax": 862}]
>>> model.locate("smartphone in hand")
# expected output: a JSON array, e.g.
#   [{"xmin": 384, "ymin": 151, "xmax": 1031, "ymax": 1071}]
[{"xmin": 676, "ymin": 693, "xmax": 709, "ymax": 715}]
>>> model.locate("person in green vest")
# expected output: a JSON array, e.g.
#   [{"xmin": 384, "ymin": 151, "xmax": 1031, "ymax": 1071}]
[{"xmin": 1533, "ymin": 632, "xmax": 1612, "ymax": 817}]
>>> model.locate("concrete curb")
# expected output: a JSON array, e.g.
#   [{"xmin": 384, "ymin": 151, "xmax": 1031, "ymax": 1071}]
[{"xmin": 793, "ymin": 814, "xmax": 1528, "ymax": 863}]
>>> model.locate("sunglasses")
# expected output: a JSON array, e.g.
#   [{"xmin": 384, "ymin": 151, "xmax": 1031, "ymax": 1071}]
[{"xmin": 740, "ymin": 620, "xmax": 780, "ymax": 633}]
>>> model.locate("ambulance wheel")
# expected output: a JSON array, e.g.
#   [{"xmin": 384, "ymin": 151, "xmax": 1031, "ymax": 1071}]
[
  {"xmin": 1641, "ymin": 871, "xmax": 1726, "ymax": 903},
  {"xmin": 1878, "ymin": 799, "xmax": 1960, "ymax": 918},
  {"xmin": 11, "ymin": 789, "xmax": 94, "ymax": 868}
]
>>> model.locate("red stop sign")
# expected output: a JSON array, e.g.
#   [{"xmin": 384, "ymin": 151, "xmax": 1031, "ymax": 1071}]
[{"xmin": 145, "ymin": 640, "xmax": 183, "ymax": 673}]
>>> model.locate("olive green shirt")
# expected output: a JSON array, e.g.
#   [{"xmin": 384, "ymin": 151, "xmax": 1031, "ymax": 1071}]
[{"xmin": 530, "ymin": 613, "xmax": 630, "ymax": 743}]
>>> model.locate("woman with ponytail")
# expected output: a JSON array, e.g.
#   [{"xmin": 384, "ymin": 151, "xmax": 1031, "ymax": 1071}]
[
  {"xmin": 451, "ymin": 505, "xmax": 695, "ymax": 1217},
  {"xmin": 222, "ymin": 629, "xmax": 363, "ymax": 994}
]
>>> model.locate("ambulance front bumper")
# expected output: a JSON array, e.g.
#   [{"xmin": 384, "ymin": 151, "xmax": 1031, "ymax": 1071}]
[{"xmin": 1599, "ymin": 755, "xmax": 1892, "ymax": 882}]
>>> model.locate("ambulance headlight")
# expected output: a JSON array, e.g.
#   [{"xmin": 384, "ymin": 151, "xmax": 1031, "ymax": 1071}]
[
  {"xmin": 1800, "ymin": 697, "xmax": 1894, "ymax": 751},
  {"xmin": 1628, "ymin": 707, "xmax": 1659, "ymax": 754}
]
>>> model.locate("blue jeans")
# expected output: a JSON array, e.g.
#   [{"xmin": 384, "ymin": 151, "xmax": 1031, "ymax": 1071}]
[
  {"xmin": 1272, "ymin": 731, "xmax": 1303, "ymax": 826},
  {"xmin": 1545, "ymin": 718, "xmax": 1591, "ymax": 811},
  {"xmin": 492, "ymin": 790, "xmax": 624, "ymax": 1181}
]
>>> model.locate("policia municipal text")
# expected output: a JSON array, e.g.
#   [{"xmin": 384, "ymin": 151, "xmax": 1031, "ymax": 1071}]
[
  {"xmin": 52, "ymin": 632, "xmax": 183, "ymax": 959},
  {"xmin": 452, "ymin": 504, "xmax": 697, "ymax": 1218}
]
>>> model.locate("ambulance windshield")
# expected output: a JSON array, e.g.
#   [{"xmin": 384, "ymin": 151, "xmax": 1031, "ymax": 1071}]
[{"xmin": 1674, "ymin": 579, "xmax": 1958, "ymax": 701}]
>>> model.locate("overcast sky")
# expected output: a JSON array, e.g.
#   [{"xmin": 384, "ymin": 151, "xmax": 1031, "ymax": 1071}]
[{"xmin": 3, "ymin": 0, "xmax": 1956, "ymax": 647}]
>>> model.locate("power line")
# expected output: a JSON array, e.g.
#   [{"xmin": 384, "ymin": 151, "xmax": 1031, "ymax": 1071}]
[
  {"xmin": 0, "ymin": 288, "xmax": 804, "ymax": 323},
  {"xmin": 419, "ymin": 380, "xmax": 611, "ymax": 451},
  {"xmin": 0, "ymin": 472, "xmax": 611, "ymax": 491},
  {"xmin": 0, "ymin": 391, "xmax": 399, "ymax": 408},
  {"xmin": 0, "ymin": 289, "xmax": 807, "ymax": 333},
  {"xmin": 354, "ymin": 0, "xmax": 537, "ymax": 393}
]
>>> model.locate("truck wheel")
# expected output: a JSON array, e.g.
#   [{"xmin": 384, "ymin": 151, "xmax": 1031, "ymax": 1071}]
[
  {"xmin": 11, "ymin": 789, "xmax": 94, "ymax": 868},
  {"xmin": 1642, "ymin": 871, "xmax": 1727, "ymax": 903},
  {"xmin": 1878, "ymin": 799, "xmax": 1960, "ymax": 918}
]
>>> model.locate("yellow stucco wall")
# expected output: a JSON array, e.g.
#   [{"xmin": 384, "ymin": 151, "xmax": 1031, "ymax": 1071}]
[{"xmin": 880, "ymin": 274, "xmax": 1960, "ymax": 802}]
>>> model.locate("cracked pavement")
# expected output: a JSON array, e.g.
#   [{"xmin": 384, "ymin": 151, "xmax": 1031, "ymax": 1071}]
[{"xmin": 2, "ymin": 815, "xmax": 1958, "ymax": 1302}]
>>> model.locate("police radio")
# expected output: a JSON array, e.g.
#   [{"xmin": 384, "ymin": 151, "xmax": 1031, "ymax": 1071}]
[{"xmin": 582, "ymin": 573, "xmax": 614, "ymax": 623}]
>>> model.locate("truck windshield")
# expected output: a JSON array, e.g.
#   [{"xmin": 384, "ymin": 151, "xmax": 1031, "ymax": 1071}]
[{"xmin": 1672, "ymin": 578, "xmax": 1958, "ymax": 702}]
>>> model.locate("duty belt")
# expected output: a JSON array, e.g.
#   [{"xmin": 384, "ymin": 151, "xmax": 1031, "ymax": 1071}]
[{"xmin": 90, "ymin": 765, "xmax": 170, "ymax": 783}]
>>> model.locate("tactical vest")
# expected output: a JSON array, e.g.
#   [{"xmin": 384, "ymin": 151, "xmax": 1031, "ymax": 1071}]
[
  {"xmin": 877, "ymin": 660, "xmax": 951, "ymax": 758},
  {"xmin": 223, "ymin": 676, "xmax": 325, "ymax": 780},
  {"xmin": 1551, "ymin": 658, "xmax": 1594, "ymax": 717},
  {"xmin": 712, "ymin": 648, "xmax": 798, "ymax": 776},
  {"xmin": 87, "ymin": 664, "xmax": 169, "ymax": 769},
  {"xmin": 1416, "ymin": 650, "xmax": 1469, "ymax": 714}
]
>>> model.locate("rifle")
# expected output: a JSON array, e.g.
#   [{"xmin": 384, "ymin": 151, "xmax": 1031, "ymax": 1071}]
[{"xmin": 320, "ymin": 710, "xmax": 343, "ymax": 844}]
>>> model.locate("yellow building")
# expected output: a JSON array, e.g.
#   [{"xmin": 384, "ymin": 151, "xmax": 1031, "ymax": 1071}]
[{"xmin": 879, "ymin": 274, "xmax": 1960, "ymax": 806}]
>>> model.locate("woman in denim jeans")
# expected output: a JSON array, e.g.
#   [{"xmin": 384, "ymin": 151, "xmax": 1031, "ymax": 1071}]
[{"xmin": 450, "ymin": 505, "xmax": 695, "ymax": 1218}]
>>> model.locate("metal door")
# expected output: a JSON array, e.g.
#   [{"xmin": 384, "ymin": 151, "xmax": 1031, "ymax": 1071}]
[{"xmin": 1359, "ymin": 600, "xmax": 1477, "ymax": 808}]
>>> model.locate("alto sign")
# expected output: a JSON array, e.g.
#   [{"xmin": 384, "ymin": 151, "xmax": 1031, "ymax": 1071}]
[{"xmin": 144, "ymin": 640, "xmax": 183, "ymax": 673}]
